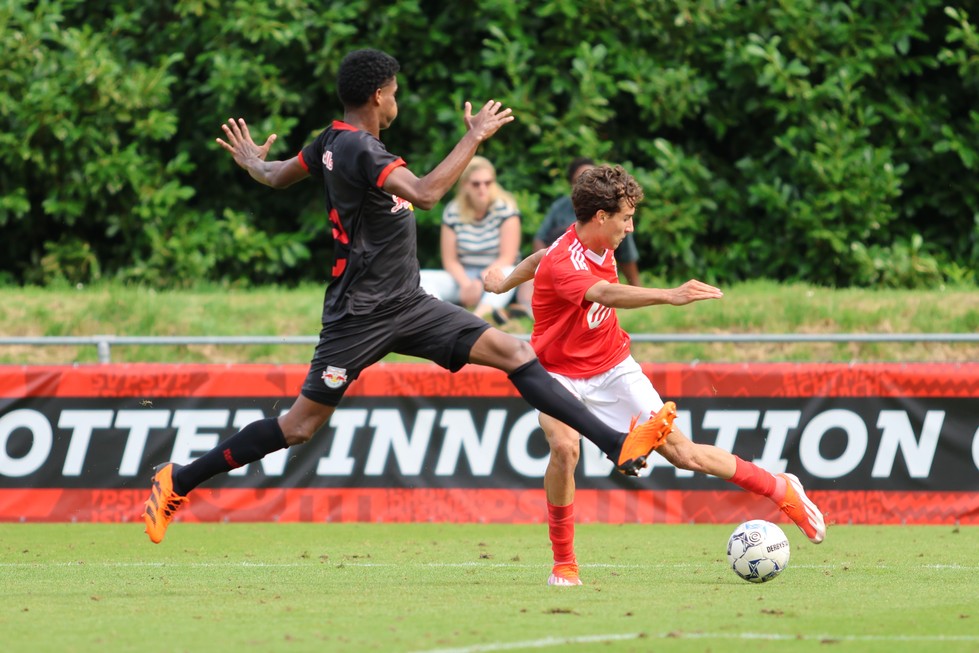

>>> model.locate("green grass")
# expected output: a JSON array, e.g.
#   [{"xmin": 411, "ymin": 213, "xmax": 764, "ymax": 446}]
[
  {"xmin": 0, "ymin": 280, "xmax": 977, "ymax": 364},
  {"xmin": 1, "ymin": 523, "xmax": 976, "ymax": 653}
]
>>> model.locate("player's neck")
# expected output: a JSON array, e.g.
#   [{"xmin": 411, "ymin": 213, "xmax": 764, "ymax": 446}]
[
  {"xmin": 341, "ymin": 108, "xmax": 380, "ymax": 138},
  {"xmin": 575, "ymin": 224, "xmax": 609, "ymax": 256}
]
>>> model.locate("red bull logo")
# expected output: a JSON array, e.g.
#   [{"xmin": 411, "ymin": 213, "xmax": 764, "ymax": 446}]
[
  {"xmin": 391, "ymin": 195, "xmax": 413, "ymax": 213},
  {"xmin": 322, "ymin": 365, "xmax": 348, "ymax": 389}
]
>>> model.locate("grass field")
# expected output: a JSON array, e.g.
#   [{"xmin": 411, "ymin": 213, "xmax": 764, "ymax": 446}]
[
  {"xmin": 1, "ymin": 523, "xmax": 976, "ymax": 653},
  {"xmin": 1, "ymin": 280, "xmax": 977, "ymax": 364}
]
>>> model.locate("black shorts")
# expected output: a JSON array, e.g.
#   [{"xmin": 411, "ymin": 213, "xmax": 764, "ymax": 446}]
[{"xmin": 300, "ymin": 289, "xmax": 491, "ymax": 406}]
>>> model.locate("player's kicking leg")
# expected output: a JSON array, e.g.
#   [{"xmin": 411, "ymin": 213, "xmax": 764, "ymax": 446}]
[{"xmin": 656, "ymin": 432, "xmax": 826, "ymax": 544}]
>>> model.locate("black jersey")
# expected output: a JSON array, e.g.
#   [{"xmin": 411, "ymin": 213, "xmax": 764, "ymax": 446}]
[{"xmin": 299, "ymin": 120, "xmax": 420, "ymax": 323}]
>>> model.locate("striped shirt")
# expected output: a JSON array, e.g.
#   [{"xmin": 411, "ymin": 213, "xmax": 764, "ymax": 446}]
[{"xmin": 442, "ymin": 198, "xmax": 520, "ymax": 268}]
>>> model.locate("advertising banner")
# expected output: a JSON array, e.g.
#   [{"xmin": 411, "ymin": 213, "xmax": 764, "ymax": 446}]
[{"xmin": 0, "ymin": 363, "xmax": 976, "ymax": 524}]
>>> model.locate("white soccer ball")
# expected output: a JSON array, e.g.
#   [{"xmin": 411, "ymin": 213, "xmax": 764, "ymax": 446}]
[{"xmin": 726, "ymin": 519, "xmax": 790, "ymax": 583}]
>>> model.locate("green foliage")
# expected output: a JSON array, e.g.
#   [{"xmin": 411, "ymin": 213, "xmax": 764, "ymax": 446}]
[{"xmin": 2, "ymin": 0, "xmax": 978, "ymax": 288}]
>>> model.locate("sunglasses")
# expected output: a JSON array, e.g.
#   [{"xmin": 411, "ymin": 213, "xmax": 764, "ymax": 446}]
[{"xmin": 469, "ymin": 180, "xmax": 494, "ymax": 188}]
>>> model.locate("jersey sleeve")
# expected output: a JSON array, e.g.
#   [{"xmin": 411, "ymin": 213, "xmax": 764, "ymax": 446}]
[
  {"xmin": 298, "ymin": 134, "xmax": 325, "ymax": 180},
  {"xmin": 354, "ymin": 134, "xmax": 406, "ymax": 189}
]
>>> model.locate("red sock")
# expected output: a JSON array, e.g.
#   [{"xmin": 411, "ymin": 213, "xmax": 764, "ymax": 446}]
[
  {"xmin": 547, "ymin": 501, "xmax": 576, "ymax": 565},
  {"xmin": 728, "ymin": 457, "xmax": 785, "ymax": 502}
]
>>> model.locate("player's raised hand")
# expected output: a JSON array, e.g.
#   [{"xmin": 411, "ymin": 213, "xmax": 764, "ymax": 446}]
[
  {"xmin": 216, "ymin": 118, "xmax": 277, "ymax": 169},
  {"xmin": 463, "ymin": 100, "xmax": 514, "ymax": 142},
  {"xmin": 668, "ymin": 279, "xmax": 724, "ymax": 306}
]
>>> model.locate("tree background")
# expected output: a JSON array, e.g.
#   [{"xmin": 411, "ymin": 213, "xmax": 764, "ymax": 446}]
[{"xmin": 2, "ymin": 0, "xmax": 978, "ymax": 288}]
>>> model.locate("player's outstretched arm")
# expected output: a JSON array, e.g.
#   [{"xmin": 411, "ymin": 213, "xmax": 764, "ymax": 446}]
[
  {"xmin": 382, "ymin": 100, "xmax": 514, "ymax": 210},
  {"xmin": 216, "ymin": 118, "xmax": 308, "ymax": 189},
  {"xmin": 585, "ymin": 278, "xmax": 723, "ymax": 309},
  {"xmin": 484, "ymin": 249, "xmax": 546, "ymax": 294}
]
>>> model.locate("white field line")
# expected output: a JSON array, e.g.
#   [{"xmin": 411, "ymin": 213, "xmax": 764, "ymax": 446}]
[
  {"xmin": 407, "ymin": 631, "xmax": 979, "ymax": 653},
  {"xmin": 0, "ymin": 561, "xmax": 978, "ymax": 570}
]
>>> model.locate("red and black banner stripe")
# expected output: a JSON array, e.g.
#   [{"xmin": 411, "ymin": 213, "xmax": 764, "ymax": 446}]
[{"xmin": 0, "ymin": 363, "xmax": 976, "ymax": 524}]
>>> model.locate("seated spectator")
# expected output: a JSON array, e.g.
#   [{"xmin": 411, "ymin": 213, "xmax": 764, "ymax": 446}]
[{"xmin": 420, "ymin": 156, "xmax": 521, "ymax": 324}]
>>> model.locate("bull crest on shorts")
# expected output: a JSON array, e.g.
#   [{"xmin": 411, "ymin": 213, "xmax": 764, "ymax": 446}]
[{"xmin": 322, "ymin": 365, "xmax": 348, "ymax": 389}]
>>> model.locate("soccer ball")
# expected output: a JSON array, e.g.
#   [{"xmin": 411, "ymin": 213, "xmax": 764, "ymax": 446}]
[{"xmin": 727, "ymin": 520, "xmax": 790, "ymax": 583}]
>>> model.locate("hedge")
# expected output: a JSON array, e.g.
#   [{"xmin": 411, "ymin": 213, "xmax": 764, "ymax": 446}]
[{"xmin": 2, "ymin": 0, "xmax": 977, "ymax": 288}]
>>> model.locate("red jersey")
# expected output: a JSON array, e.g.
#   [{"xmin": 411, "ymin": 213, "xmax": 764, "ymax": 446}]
[{"xmin": 531, "ymin": 226, "xmax": 631, "ymax": 377}]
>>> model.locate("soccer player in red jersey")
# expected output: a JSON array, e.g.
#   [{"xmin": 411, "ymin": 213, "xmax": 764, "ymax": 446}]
[{"xmin": 485, "ymin": 164, "xmax": 826, "ymax": 586}]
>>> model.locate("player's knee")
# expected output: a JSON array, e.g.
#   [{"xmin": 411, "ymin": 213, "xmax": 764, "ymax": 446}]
[
  {"xmin": 281, "ymin": 424, "xmax": 318, "ymax": 446},
  {"xmin": 548, "ymin": 437, "xmax": 580, "ymax": 470},
  {"xmin": 282, "ymin": 432, "xmax": 309, "ymax": 447},
  {"xmin": 278, "ymin": 401, "xmax": 334, "ymax": 446},
  {"xmin": 484, "ymin": 329, "xmax": 534, "ymax": 363},
  {"xmin": 509, "ymin": 337, "xmax": 536, "ymax": 364},
  {"xmin": 470, "ymin": 329, "xmax": 536, "ymax": 369}
]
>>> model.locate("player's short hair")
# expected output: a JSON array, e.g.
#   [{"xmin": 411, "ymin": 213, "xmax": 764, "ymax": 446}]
[
  {"xmin": 572, "ymin": 165, "xmax": 644, "ymax": 222},
  {"xmin": 566, "ymin": 157, "xmax": 595, "ymax": 183},
  {"xmin": 337, "ymin": 49, "xmax": 400, "ymax": 108}
]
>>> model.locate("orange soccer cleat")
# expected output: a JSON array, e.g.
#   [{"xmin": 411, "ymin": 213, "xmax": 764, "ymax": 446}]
[
  {"xmin": 615, "ymin": 401, "xmax": 677, "ymax": 476},
  {"xmin": 777, "ymin": 473, "xmax": 826, "ymax": 544},
  {"xmin": 547, "ymin": 562, "xmax": 583, "ymax": 587},
  {"xmin": 143, "ymin": 463, "xmax": 189, "ymax": 544}
]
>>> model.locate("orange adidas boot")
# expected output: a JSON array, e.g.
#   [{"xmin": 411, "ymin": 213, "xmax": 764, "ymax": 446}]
[
  {"xmin": 616, "ymin": 402, "xmax": 677, "ymax": 476},
  {"xmin": 143, "ymin": 463, "xmax": 189, "ymax": 544}
]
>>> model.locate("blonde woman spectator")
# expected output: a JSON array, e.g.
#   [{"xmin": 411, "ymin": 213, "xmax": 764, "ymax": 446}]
[{"xmin": 420, "ymin": 156, "xmax": 521, "ymax": 323}]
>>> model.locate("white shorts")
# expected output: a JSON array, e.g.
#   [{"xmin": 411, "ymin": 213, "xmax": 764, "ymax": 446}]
[{"xmin": 547, "ymin": 355, "xmax": 664, "ymax": 431}]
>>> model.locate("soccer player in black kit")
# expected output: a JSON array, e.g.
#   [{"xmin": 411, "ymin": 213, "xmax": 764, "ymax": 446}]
[{"xmin": 143, "ymin": 49, "xmax": 677, "ymax": 543}]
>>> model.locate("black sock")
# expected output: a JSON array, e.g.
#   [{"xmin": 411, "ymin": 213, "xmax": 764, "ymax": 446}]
[
  {"xmin": 508, "ymin": 360, "xmax": 623, "ymax": 457},
  {"xmin": 171, "ymin": 417, "xmax": 288, "ymax": 495}
]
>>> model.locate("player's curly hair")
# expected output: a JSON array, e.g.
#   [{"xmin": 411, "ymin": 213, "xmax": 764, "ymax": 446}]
[
  {"xmin": 571, "ymin": 164, "xmax": 644, "ymax": 222},
  {"xmin": 337, "ymin": 49, "xmax": 400, "ymax": 108}
]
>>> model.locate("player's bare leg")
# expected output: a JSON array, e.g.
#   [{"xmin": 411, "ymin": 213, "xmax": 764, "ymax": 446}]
[
  {"xmin": 656, "ymin": 429, "xmax": 826, "ymax": 543},
  {"xmin": 654, "ymin": 428, "xmax": 737, "ymax": 479},
  {"xmin": 276, "ymin": 395, "xmax": 338, "ymax": 446},
  {"xmin": 541, "ymin": 414, "xmax": 582, "ymax": 586}
]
